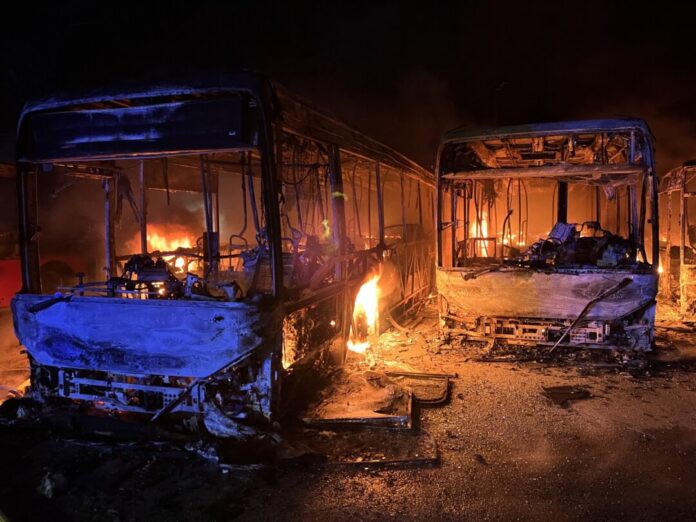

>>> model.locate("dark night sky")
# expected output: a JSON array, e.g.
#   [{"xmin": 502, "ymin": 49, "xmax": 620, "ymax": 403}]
[{"xmin": 2, "ymin": 1, "xmax": 695, "ymax": 171}]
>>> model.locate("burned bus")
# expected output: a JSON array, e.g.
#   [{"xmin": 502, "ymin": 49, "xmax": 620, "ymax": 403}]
[
  {"xmin": 658, "ymin": 161, "xmax": 696, "ymax": 320},
  {"xmin": 436, "ymin": 119, "xmax": 659, "ymax": 351},
  {"xmin": 11, "ymin": 73, "xmax": 435, "ymax": 435}
]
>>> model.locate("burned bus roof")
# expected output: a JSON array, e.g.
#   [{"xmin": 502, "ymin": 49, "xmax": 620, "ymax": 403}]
[
  {"xmin": 438, "ymin": 118, "xmax": 656, "ymax": 184},
  {"xmin": 16, "ymin": 71, "xmax": 432, "ymax": 181},
  {"xmin": 441, "ymin": 118, "xmax": 653, "ymax": 144}
]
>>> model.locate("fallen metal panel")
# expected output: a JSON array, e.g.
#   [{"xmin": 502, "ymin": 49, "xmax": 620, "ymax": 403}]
[
  {"xmin": 11, "ymin": 294, "xmax": 266, "ymax": 378},
  {"xmin": 437, "ymin": 269, "xmax": 657, "ymax": 321},
  {"xmin": 383, "ymin": 371, "xmax": 453, "ymax": 404},
  {"xmin": 302, "ymin": 389, "xmax": 412, "ymax": 430}
]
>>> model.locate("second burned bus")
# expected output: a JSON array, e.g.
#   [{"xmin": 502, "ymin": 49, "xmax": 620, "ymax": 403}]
[
  {"xmin": 436, "ymin": 119, "xmax": 659, "ymax": 351},
  {"xmin": 11, "ymin": 72, "xmax": 435, "ymax": 435}
]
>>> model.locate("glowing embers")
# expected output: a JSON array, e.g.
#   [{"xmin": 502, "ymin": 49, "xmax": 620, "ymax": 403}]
[{"xmin": 347, "ymin": 272, "xmax": 381, "ymax": 354}]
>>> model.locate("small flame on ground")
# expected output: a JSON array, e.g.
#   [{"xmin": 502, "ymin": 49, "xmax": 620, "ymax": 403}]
[{"xmin": 347, "ymin": 273, "xmax": 381, "ymax": 354}]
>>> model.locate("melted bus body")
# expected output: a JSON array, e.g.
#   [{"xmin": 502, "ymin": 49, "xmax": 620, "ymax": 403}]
[
  {"xmin": 658, "ymin": 161, "xmax": 696, "ymax": 320},
  {"xmin": 436, "ymin": 119, "xmax": 658, "ymax": 351},
  {"xmin": 12, "ymin": 73, "xmax": 435, "ymax": 435}
]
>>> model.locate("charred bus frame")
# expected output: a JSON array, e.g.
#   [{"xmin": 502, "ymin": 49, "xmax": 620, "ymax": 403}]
[
  {"xmin": 436, "ymin": 119, "xmax": 659, "ymax": 351},
  {"xmin": 658, "ymin": 161, "xmax": 696, "ymax": 319},
  {"xmin": 12, "ymin": 73, "xmax": 435, "ymax": 435}
]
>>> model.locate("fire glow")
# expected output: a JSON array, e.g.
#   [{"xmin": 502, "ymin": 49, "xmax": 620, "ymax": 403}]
[
  {"xmin": 147, "ymin": 229, "xmax": 192, "ymax": 252},
  {"xmin": 470, "ymin": 212, "xmax": 490, "ymax": 257},
  {"xmin": 347, "ymin": 273, "xmax": 381, "ymax": 354},
  {"xmin": 127, "ymin": 225, "xmax": 194, "ymax": 269}
]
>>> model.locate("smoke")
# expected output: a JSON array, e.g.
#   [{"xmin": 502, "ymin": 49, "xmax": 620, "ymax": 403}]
[
  {"xmin": 571, "ymin": 80, "xmax": 696, "ymax": 176},
  {"xmin": 292, "ymin": 67, "xmax": 465, "ymax": 169}
]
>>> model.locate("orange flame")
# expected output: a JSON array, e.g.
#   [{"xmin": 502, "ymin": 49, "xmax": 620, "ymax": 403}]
[
  {"xmin": 470, "ymin": 212, "xmax": 490, "ymax": 257},
  {"xmin": 147, "ymin": 228, "xmax": 193, "ymax": 252},
  {"xmin": 347, "ymin": 273, "xmax": 381, "ymax": 354},
  {"xmin": 126, "ymin": 225, "xmax": 194, "ymax": 271},
  {"xmin": 127, "ymin": 224, "xmax": 194, "ymax": 253}
]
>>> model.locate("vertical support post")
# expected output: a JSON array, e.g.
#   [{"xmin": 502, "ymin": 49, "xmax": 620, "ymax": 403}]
[
  {"xmin": 200, "ymin": 155, "xmax": 216, "ymax": 277},
  {"xmin": 400, "ymin": 173, "xmax": 407, "ymax": 232},
  {"xmin": 367, "ymin": 168, "xmax": 373, "ymax": 248},
  {"xmin": 436, "ymin": 178, "xmax": 442, "ymax": 267},
  {"xmin": 464, "ymin": 184, "xmax": 469, "ymax": 260},
  {"xmin": 595, "ymin": 186, "xmax": 601, "ymax": 222},
  {"xmin": 417, "ymin": 181, "xmax": 423, "ymax": 227},
  {"xmin": 680, "ymin": 175, "xmax": 687, "ymax": 315},
  {"xmin": 629, "ymin": 185, "xmax": 639, "ymax": 251},
  {"xmin": 103, "ymin": 176, "xmax": 116, "ymax": 280},
  {"xmin": 450, "ymin": 189, "xmax": 457, "ymax": 264},
  {"xmin": 139, "ymin": 160, "xmax": 148, "ymax": 254},
  {"xmin": 263, "ymin": 122, "xmax": 284, "ymax": 297},
  {"xmin": 666, "ymin": 187, "xmax": 673, "ymax": 290},
  {"xmin": 328, "ymin": 144, "xmax": 346, "ymax": 279},
  {"xmin": 557, "ymin": 182, "xmax": 568, "ymax": 223},
  {"xmin": 651, "ymin": 169, "xmax": 660, "ymax": 271},
  {"xmin": 17, "ymin": 164, "xmax": 41, "ymax": 293},
  {"xmin": 616, "ymin": 187, "xmax": 621, "ymax": 236},
  {"xmin": 375, "ymin": 162, "xmax": 384, "ymax": 249},
  {"xmin": 214, "ymin": 187, "xmax": 220, "ymax": 234}
]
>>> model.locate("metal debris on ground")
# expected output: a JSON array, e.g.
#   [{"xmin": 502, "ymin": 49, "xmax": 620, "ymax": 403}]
[
  {"xmin": 301, "ymin": 370, "xmax": 413, "ymax": 430},
  {"xmin": 384, "ymin": 371, "xmax": 454, "ymax": 404},
  {"xmin": 297, "ymin": 428, "xmax": 438, "ymax": 468}
]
